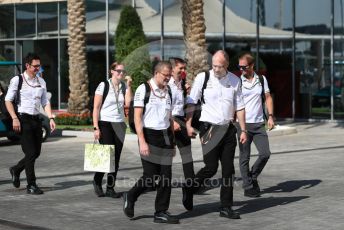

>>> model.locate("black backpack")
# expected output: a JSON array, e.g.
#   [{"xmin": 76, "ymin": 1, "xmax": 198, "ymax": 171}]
[
  {"xmin": 128, "ymin": 82, "xmax": 172, "ymax": 134},
  {"xmin": 257, "ymin": 75, "xmax": 268, "ymax": 120},
  {"xmin": 0, "ymin": 75, "xmax": 23, "ymax": 120},
  {"xmin": 191, "ymin": 71, "xmax": 209, "ymax": 130}
]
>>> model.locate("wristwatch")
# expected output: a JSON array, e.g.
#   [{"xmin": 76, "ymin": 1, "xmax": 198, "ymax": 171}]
[{"xmin": 93, "ymin": 127, "xmax": 98, "ymax": 130}]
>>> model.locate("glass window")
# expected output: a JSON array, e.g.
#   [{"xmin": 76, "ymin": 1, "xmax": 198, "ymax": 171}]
[
  {"xmin": 38, "ymin": 2, "xmax": 58, "ymax": 36},
  {"xmin": 0, "ymin": 5, "xmax": 14, "ymax": 39},
  {"xmin": 0, "ymin": 41, "xmax": 15, "ymax": 61},
  {"xmin": 59, "ymin": 1, "xmax": 68, "ymax": 36},
  {"xmin": 16, "ymin": 4, "xmax": 35, "ymax": 37}
]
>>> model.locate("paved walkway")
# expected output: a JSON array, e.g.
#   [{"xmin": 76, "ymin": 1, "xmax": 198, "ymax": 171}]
[{"xmin": 0, "ymin": 121, "xmax": 343, "ymax": 230}]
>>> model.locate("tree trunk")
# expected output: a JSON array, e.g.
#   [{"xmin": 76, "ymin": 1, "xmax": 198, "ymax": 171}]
[
  {"xmin": 67, "ymin": 0, "xmax": 89, "ymax": 114},
  {"xmin": 181, "ymin": 0, "xmax": 209, "ymax": 83}
]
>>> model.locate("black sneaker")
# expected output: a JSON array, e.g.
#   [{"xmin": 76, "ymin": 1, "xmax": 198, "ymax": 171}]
[
  {"xmin": 123, "ymin": 192, "xmax": 134, "ymax": 218},
  {"xmin": 92, "ymin": 180, "xmax": 105, "ymax": 197},
  {"xmin": 105, "ymin": 187, "xmax": 121, "ymax": 198},
  {"xmin": 244, "ymin": 187, "xmax": 260, "ymax": 198},
  {"xmin": 153, "ymin": 211, "xmax": 179, "ymax": 224},
  {"xmin": 252, "ymin": 180, "xmax": 261, "ymax": 193},
  {"xmin": 219, "ymin": 207, "xmax": 241, "ymax": 219},
  {"xmin": 182, "ymin": 186, "xmax": 193, "ymax": 211},
  {"xmin": 26, "ymin": 184, "xmax": 44, "ymax": 195},
  {"xmin": 9, "ymin": 167, "xmax": 20, "ymax": 188}
]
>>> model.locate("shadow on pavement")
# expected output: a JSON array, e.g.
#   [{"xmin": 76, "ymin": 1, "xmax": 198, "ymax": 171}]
[
  {"xmin": 235, "ymin": 196, "xmax": 309, "ymax": 214},
  {"xmin": 262, "ymin": 179, "xmax": 322, "ymax": 194},
  {"xmin": 177, "ymin": 196, "xmax": 309, "ymax": 219},
  {"xmin": 131, "ymin": 214, "xmax": 154, "ymax": 221}
]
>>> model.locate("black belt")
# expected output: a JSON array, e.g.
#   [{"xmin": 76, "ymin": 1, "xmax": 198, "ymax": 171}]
[
  {"xmin": 143, "ymin": 127, "xmax": 172, "ymax": 135},
  {"xmin": 19, "ymin": 113, "xmax": 40, "ymax": 120}
]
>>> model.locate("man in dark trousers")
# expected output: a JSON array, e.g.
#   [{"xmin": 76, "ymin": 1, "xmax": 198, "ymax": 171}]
[
  {"xmin": 237, "ymin": 52, "xmax": 274, "ymax": 197},
  {"xmin": 5, "ymin": 53, "xmax": 55, "ymax": 195},
  {"xmin": 123, "ymin": 61, "xmax": 179, "ymax": 224},
  {"xmin": 185, "ymin": 50, "xmax": 247, "ymax": 219},
  {"xmin": 168, "ymin": 57, "xmax": 195, "ymax": 191}
]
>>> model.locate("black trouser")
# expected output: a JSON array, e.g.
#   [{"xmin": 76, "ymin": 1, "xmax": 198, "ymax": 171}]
[
  {"xmin": 193, "ymin": 122, "xmax": 237, "ymax": 208},
  {"xmin": 127, "ymin": 128, "xmax": 174, "ymax": 213},
  {"xmin": 93, "ymin": 121, "xmax": 126, "ymax": 188},
  {"xmin": 174, "ymin": 116, "xmax": 195, "ymax": 183},
  {"xmin": 12, "ymin": 113, "xmax": 42, "ymax": 186}
]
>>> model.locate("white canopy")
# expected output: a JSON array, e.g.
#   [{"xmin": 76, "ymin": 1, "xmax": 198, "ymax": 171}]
[{"xmin": 84, "ymin": 0, "xmax": 300, "ymax": 40}]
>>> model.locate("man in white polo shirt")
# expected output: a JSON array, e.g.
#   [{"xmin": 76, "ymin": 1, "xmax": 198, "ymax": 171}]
[
  {"xmin": 185, "ymin": 50, "xmax": 247, "ymax": 219},
  {"xmin": 237, "ymin": 52, "xmax": 274, "ymax": 198},
  {"xmin": 123, "ymin": 61, "xmax": 179, "ymax": 224},
  {"xmin": 168, "ymin": 57, "xmax": 195, "ymax": 194}
]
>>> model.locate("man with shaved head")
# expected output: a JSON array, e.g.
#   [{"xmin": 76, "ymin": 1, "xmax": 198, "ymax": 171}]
[{"xmin": 184, "ymin": 50, "xmax": 247, "ymax": 219}]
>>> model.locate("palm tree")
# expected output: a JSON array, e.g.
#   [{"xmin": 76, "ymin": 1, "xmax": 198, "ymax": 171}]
[
  {"xmin": 67, "ymin": 0, "xmax": 89, "ymax": 114},
  {"xmin": 181, "ymin": 0, "xmax": 209, "ymax": 82}
]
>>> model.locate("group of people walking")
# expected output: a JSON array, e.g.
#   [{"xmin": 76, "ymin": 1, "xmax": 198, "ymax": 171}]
[{"xmin": 6, "ymin": 50, "xmax": 274, "ymax": 224}]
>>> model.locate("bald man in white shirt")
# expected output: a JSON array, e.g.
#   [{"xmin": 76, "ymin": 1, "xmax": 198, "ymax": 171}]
[{"xmin": 185, "ymin": 50, "xmax": 247, "ymax": 219}]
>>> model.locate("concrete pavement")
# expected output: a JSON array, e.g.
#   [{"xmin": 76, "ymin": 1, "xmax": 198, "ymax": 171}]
[{"xmin": 0, "ymin": 121, "xmax": 343, "ymax": 230}]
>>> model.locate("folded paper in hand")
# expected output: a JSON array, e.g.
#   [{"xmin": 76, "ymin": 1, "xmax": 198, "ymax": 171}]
[{"xmin": 84, "ymin": 143, "xmax": 115, "ymax": 173}]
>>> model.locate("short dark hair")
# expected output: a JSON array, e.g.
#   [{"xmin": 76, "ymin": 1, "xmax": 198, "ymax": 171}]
[
  {"xmin": 238, "ymin": 52, "xmax": 255, "ymax": 65},
  {"xmin": 24, "ymin": 53, "xmax": 40, "ymax": 65},
  {"xmin": 169, "ymin": 57, "xmax": 186, "ymax": 68}
]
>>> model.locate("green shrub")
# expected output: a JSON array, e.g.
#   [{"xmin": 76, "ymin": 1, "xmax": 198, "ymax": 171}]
[{"xmin": 114, "ymin": 5, "xmax": 152, "ymax": 91}]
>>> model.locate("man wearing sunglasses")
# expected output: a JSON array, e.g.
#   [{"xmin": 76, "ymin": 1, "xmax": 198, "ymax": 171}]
[
  {"xmin": 5, "ymin": 53, "xmax": 55, "ymax": 195},
  {"xmin": 237, "ymin": 52, "xmax": 274, "ymax": 198}
]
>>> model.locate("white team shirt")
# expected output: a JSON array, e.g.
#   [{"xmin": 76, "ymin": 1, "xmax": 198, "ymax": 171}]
[
  {"xmin": 95, "ymin": 79, "xmax": 126, "ymax": 122},
  {"xmin": 134, "ymin": 78, "xmax": 172, "ymax": 130},
  {"xmin": 5, "ymin": 71, "xmax": 49, "ymax": 115},
  {"xmin": 187, "ymin": 70, "xmax": 245, "ymax": 125},
  {"xmin": 241, "ymin": 73, "xmax": 270, "ymax": 123},
  {"xmin": 168, "ymin": 77, "xmax": 185, "ymax": 117}
]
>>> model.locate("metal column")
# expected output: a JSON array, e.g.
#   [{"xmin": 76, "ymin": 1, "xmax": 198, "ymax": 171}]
[
  {"xmin": 222, "ymin": 0, "xmax": 226, "ymax": 50},
  {"xmin": 256, "ymin": 0, "xmax": 260, "ymax": 70},
  {"xmin": 160, "ymin": 0, "xmax": 164, "ymax": 60},
  {"xmin": 330, "ymin": 0, "xmax": 334, "ymax": 120},
  {"xmin": 106, "ymin": 0, "xmax": 109, "ymax": 78},
  {"xmin": 292, "ymin": 0, "xmax": 296, "ymax": 119}
]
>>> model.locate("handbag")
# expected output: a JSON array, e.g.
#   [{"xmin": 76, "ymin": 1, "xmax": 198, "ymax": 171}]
[{"xmin": 84, "ymin": 142, "xmax": 116, "ymax": 173}]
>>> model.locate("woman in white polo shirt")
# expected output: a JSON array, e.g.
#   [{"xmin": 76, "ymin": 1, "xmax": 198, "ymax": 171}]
[{"xmin": 92, "ymin": 62, "xmax": 132, "ymax": 198}]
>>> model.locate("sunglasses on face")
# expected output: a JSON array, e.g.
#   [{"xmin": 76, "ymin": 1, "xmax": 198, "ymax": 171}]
[
  {"xmin": 238, "ymin": 65, "xmax": 251, "ymax": 71},
  {"xmin": 113, "ymin": 69, "xmax": 126, "ymax": 74}
]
